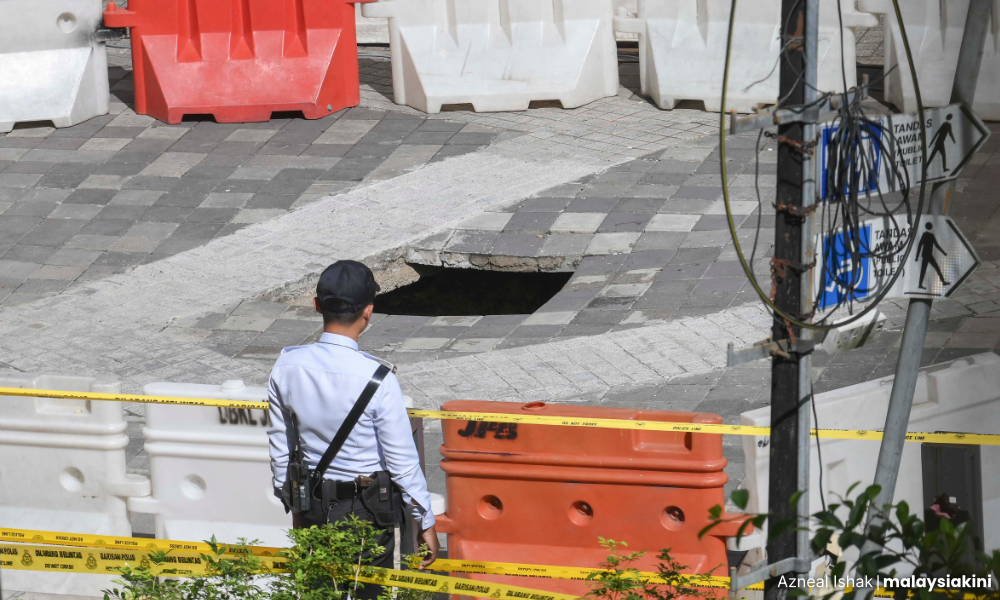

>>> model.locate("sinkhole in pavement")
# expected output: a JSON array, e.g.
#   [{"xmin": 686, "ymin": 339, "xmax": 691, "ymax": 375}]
[{"xmin": 373, "ymin": 268, "xmax": 572, "ymax": 317}]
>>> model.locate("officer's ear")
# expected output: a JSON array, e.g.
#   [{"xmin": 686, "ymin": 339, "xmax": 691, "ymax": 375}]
[
  {"xmin": 362, "ymin": 303, "xmax": 375, "ymax": 322},
  {"xmin": 313, "ymin": 297, "xmax": 322, "ymax": 314}
]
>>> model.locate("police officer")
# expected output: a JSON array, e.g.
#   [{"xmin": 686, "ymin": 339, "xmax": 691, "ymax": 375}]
[{"xmin": 268, "ymin": 260, "xmax": 439, "ymax": 593}]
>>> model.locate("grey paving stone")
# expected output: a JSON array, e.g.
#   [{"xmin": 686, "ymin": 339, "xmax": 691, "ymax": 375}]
[
  {"xmin": 45, "ymin": 248, "xmax": 102, "ymax": 267},
  {"xmin": 444, "ymin": 230, "xmax": 499, "ymax": 254},
  {"xmin": 565, "ymin": 197, "xmax": 619, "ymax": 213},
  {"xmin": 96, "ymin": 205, "xmax": 147, "ymax": 221},
  {"xmin": 693, "ymin": 278, "xmax": 746, "ymax": 294},
  {"xmin": 6, "ymin": 161, "xmax": 57, "ymax": 173},
  {"xmin": 23, "ymin": 219, "xmax": 87, "ymax": 247},
  {"xmin": 634, "ymin": 232, "xmax": 685, "ymax": 252},
  {"xmin": 641, "ymin": 172, "xmax": 690, "ymax": 186},
  {"xmin": 414, "ymin": 120, "xmax": 466, "ymax": 132},
  {"xmin": 216, "ymin": 179, "xmax": 266, "ymax": 193},
  {"xmin": 670, "ymin": 246, "xmax": 723, "ymax": 264},
  {"xmin": 613, "ymin": 198, "xmax": 665, "ymax": 213},
  {"xmin": 539, "ymin": 233, "xmax": 592, "ymax": 257},
  {"xmin": 492, "ymin": 232, "xmax": 544, "ymax": 256},
  {"xmin": 0, "ymin": 259, "xmax": 41, "ymax": 282},
  {"xmin": 458, "ymin": 314, "xmax": 529, "ymax": 338},
  {"xmin": 246, "ymin": 194, "xmax": 299, "ymax": 209},
  {"xmin": 447, "ymin": 132, "xmax": 497, "ymax": 146},
  {"xmin": 259, "ymin": 178, "xmax": 312, "ymax": 195},
  {"xmin": 18, "ymin": 277, "xmax": 73, "ymax": 292},
  {"xmin": 265, "ymin": 318, "xmax": 322, "ymax": 336},
  {"xmin": 656, "ymin": 263, "xmax": 711, "ymax": 281},
  {"xmin": 2, "ymin": 245, "xmax": 58, "ymax": 264},
  {"xmin": 65, "ymin": 234, "xmax": 120, "ymax": 251},
  {"xmin": 186, "ymin": 207, "xmax": 239, "ymax": 223},
  {"xmin": 5, "ymin": 201, "xmax": 57, "ymax": 217},
  {"xmin": 680, "ymin": 230, "xmax": 731, "ymax": 248},
  {"xmin": 141, "ymin": 206, "xmax": 196, "ymax": 223},
  {"xmin": 503, "ymin": 211, "xmax": 559, "ymax": 233},
  {"xmin": 672, "ymin": 186, "xmax": 722, "ymax": 201},
  {"xmin": 183, "ymin": 165, "xmax": 237, "ymax": 179},
  {"xmin": 95, "ymin": 162, "xmax": 147, "ymax": 177},
  {"xmin": 404, "ymin": 131, "xmax": 455, "ymax": 145},
  {"xmin": 80, "ymin": 218, "xmax": 134, "ymax": 236},
  {"xmin": 0, "ymin": 188, "xmax": 26, "ymax": 203},
  {"xmin": 124, "ymin": 176, "xmax": 178, "ymax": 191},
  {"xmin": 694, "ymin": 214, "xmax": 744, "ymax": 231},
  {"xmin": 110, "ymin": 190, "xmax": 163, "ymax": 206},
  {"xmin": 598, "ymin": 212, "xmax": 653, "ymax": 233},
  {"xmin": 37, "ymin": 173, "xmax": 89, "ymax": 188},
  {"xmin": 63, "ymin": 189, "xmax": 116, "ymax": 206},
  {"xmin": 623, "ymin": 250, "xmax": 676, "ymax": 270}
]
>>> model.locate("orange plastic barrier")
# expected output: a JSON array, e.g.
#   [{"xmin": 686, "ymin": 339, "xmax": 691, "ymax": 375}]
[
  {"xmin": 103, "ymin": 0, "xmax": 373, "ymax": 124},
  {"xmin": 436, "ymin": 401, "xmax": 749, "ymax": 599}
]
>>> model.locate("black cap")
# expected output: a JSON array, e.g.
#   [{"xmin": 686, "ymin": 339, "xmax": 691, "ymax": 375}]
[{"xmin": 316, "ymin": 260, "xmax": 380, "ymax": 313}]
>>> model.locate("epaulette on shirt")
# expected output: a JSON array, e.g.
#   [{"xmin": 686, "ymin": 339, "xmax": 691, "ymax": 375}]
[{"xmin": 360, "ymin": 351, "xmax": 397, "ymax": 374}]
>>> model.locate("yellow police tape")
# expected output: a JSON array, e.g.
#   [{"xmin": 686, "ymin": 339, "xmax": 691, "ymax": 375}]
[
  {"xmin": 0, "ymin": 541, "xmax": 578, "ymax": 600},
  {"xmin": 0, "ymin": 527, "xmax": 282, "ymax": 556},
  {"xmin": 1, "ymin": 386, "xmax": 998, "ymax": 446},
  {"xmin": 0, "ymin": 528, "xmax": 908, "ymax": 600},
  {"xmin": 0, "ymin": 529, "xmax": 953, "ymax": 599}
]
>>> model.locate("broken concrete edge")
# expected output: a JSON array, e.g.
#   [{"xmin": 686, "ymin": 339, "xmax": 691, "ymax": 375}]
[{"xmin": 406, "ymin": 247, "xmax": 581, "ymax": 273}]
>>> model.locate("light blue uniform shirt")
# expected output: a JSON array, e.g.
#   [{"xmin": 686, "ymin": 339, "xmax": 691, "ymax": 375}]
[{"xmin": 267, "ymin": 332, "xmax": 434, "ymax": 528}]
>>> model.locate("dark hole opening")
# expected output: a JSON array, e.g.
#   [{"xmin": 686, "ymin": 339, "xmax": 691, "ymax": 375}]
[{"xmin": 373, "ymin": 268, "xmax": 571, "ymax": 317}]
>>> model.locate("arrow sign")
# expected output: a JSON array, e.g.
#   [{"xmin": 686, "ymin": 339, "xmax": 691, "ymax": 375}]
[
  {"xmin": 814, "ymin": 215, "xmax": 980, "ymax": 310},
  {"xmin": 818, "ymin": 103, "xmax": 990, "ymax": 198}
]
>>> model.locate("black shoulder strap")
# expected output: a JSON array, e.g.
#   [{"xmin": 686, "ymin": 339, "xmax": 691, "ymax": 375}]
[{"xmin": 313, "ymin": 364, "xmax": 391, "ymax": 483}]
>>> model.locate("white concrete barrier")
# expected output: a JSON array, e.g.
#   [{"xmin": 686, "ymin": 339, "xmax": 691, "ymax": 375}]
[
  {"xmin": 614, "ymin": 0, "xmax": 877, "ymax": 113},
  {"xmin": 0, "ymin": 372, "xmax": 149, "ymax": 596},
  {"xmin": 0, "ymin": 0, "xmax": 110, "ymax": 133},
  {"xmin": 361, "ymin": 0, "xmax": 620, "ymax": 113},
  {"xmin": 127, "ymin": 380, "xmax": 290, "ymax": 548},
  {"xmin": 737, "ymin": 352, "xmax": 1000, "ymax": 573},
  {"xmin": 859, "ymin": 0, "xmax": 1000, "ymax": 122}
]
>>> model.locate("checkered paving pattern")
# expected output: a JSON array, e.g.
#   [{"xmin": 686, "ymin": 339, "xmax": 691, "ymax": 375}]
[
  {"xmin": 168, "ymin": 122, "xmax": 1000, "ymax": 373},
  {"xmin": 160, "ymin": 132, "xmax": 774, "ymax": 370},
  {"xmin": 0, "ymin": 63, "xmax": 511, "ymax": 308}
]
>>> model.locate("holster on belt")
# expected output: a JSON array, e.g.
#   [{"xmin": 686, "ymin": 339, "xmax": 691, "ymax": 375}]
[{"xmin": 359, "ymin": 471, "xmax": 398, "ymax": 527}]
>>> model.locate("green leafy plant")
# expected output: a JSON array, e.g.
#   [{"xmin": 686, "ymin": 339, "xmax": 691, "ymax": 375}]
[
  {"xmin": 270, "ymin": 515, "xmax": 387, "ymax": 600},
  {"xmin": 103, "ymin": 538, "xmax": 266, "ymax": 600},
  {"xmin": 700, "ymin": 484, "xmax": 1000, "ymax": 600},
  {"xmin": 103, "ymin": 549, "xmax": 185, "ymax": 600},
  {"xmin": 586, "ymin": 538, "xmax": 718, "ymax": 600}
]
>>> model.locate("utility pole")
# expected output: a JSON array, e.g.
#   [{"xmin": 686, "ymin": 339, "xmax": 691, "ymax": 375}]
[
  {"xmin": 765, "ymin": 0, "xmax": 817, "ymax": 598},
  {"xmin": 854, "ymin": 1, "xmax": 992, "ymax": 594}
]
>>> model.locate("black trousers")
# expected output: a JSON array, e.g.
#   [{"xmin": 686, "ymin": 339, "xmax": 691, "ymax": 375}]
[{"xmin": 299, "ymin": 494, "xmax": 398, "ymax": 600}]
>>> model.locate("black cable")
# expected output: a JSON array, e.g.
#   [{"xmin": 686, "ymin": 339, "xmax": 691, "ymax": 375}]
[
  {"xmin": 718, "ymin": 0, "xmax": 928, "ymax": 332},
  {"xmin": 749, "ymin": 128, "xmax": 767, "ymax": 271},
  {"xmin": 811, "ymin": 382, "xmax": 826, "ymax": 513}
]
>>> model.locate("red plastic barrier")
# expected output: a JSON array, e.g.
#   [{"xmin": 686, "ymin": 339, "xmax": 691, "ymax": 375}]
[
  {"xmin": 104, "ymin": 0, "xmax": 373, "ymax": 124},
  {"xmin": 436, "ymin": 401, "xmax": 750, "ymax": 599}
]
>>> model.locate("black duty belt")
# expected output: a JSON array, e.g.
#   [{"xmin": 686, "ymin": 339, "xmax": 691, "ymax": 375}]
[{"xmin": 332, "ymin": 476, "xmax": 375, "ymax": 498}]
